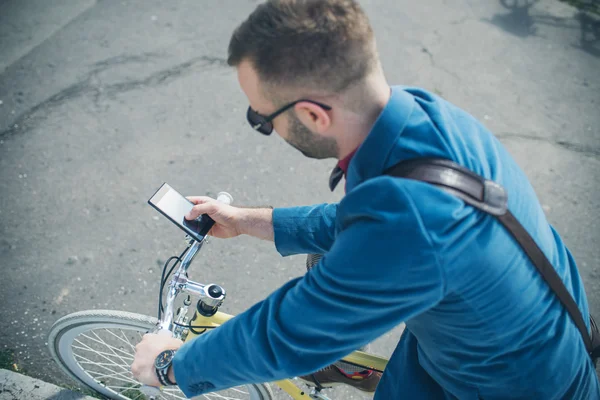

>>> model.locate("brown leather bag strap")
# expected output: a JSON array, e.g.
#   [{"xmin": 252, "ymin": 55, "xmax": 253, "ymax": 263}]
[{"xmin": 384, "ymin": 157, "xmax": 594, "ymax": 355}]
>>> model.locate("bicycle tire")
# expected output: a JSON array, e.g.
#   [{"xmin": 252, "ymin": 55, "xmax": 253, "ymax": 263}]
[{"xmin": 48, "ymin": 309, "xmax": 274, "ymax": 400}]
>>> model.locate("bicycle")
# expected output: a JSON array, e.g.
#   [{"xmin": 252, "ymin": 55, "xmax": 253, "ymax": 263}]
[{"xmin": 48, "ymin": 192, "xmax": 389, "ymax": 400}]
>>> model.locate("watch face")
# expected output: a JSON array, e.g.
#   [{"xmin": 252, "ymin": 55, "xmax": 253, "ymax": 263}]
[{"xmin": 155, "ymin": 350, "xmax": 175, "ymax": 369}]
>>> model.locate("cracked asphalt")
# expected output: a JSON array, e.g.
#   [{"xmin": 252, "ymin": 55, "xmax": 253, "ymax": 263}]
[{"xmin": 0, "ymin": 0, "xmax": 599, "ymax": 398}]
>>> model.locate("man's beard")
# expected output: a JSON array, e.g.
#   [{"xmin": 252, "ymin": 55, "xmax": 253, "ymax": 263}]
[{"xmin": 285, "ymin": 113, "xmax": 339, "ymax": 160}]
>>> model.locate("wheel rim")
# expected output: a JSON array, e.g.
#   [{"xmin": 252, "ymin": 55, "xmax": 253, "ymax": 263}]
[{"xmin": 55, "ymin": 321, "xmax": 264, "ymax": 400}]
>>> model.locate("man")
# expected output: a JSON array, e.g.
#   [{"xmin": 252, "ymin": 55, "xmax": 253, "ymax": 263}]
[{"xmin": 132, "ymin": 0, "xmax": 600, "ymax": 398}]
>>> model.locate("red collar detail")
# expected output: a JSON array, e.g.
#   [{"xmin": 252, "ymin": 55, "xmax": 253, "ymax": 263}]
[{"xmin": 338, "ymin": 149, "xmax": 358, "ymax": 175}]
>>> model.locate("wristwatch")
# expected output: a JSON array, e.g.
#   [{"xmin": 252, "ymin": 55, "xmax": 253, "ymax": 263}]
[{"xmin": 154, "ymin": 349, "xmax": 177, "ymax": 386}]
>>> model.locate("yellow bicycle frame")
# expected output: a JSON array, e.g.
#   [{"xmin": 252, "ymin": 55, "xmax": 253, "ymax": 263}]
[{"xmin": 185, "ymin": 309, "xmax": 389, "ymax": 399}]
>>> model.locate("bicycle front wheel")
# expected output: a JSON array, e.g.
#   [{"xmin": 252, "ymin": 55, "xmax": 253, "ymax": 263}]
[{"xmin": 48, "ymin": 310, "xmax": 274, "ymax": 400}]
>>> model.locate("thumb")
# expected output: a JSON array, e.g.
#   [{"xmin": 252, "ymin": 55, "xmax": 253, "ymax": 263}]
[
  {"xmin": 185, "ymin": 201, "xmax": 218, "ymax": 221},
  {"xmin": 186, "ymin": 196, "xmax": 214, "ymax": 205},
  {"xmin": 185, "ymin": 196, "xmax": 215, "ymax": 220}
]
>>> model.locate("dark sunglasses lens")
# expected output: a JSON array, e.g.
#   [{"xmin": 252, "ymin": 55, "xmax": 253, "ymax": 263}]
[{"xmin": 247, "ymin": 107, "xmax": 273, "ymax": 135}]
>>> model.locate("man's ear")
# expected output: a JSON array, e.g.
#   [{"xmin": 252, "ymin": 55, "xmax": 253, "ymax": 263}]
[{"xmin": 293, "ymin": 101, "xmax": 332, "ymax": 134}]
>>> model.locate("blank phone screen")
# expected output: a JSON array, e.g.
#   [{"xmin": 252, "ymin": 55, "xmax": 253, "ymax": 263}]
[{"xmin": 148, "ymin": 183, "xmax": 205, "ymax": 241}]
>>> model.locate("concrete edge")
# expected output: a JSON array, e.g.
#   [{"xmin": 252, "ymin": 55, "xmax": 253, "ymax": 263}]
[{"xmin": 0, "ymin": 369, "xmax": 97, "ymax": 400}]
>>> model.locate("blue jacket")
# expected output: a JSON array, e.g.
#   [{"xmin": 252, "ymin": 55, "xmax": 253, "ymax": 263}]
[{"xmin": 173, "ymin": 86, "xmax": 599, "ymax": 399}]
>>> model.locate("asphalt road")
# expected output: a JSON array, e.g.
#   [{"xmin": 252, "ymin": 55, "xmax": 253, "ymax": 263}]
[{"xmin": 0, "ymin": 0, "xmax": 599, "ymax": 399}]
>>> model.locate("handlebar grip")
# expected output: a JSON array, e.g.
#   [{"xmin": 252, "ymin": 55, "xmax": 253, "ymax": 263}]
[
  {"xmin": 217, "ymin": 192, "xmax": 233, "ymax": 205},
  {"xmin": 196, "ymin": 192, "xmax": 234, "ymax": 237}
]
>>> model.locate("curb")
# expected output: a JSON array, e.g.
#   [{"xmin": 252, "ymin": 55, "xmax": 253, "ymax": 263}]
[{"xmin": 0, "ymin": 369, "xmax": 97, "ymax": 400}]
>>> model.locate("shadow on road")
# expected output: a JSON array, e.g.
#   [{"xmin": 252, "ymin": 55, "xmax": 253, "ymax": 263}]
[
  {"xmin": 490, "ymin": 0, "xmax": 540, "ymax": 37},
  {"xmin": 576, "ymin": 11, "xmax": 600, "ymax": 57},
  {"xmin": 487, "ymin": 0, "xmax": 600, "ymax": 57}
]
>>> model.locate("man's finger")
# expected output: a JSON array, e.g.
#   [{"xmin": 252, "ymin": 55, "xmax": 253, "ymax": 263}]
[
  {"xmin": 186, "ymin": 196, "xmax": 215, "ymax": 205},
  {"xmin": 185, "ymin": 202, "xmax": 217, "ymax": 220}
]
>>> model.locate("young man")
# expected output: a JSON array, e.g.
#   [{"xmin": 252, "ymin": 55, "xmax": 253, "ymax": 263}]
[{"xmin": 132, "ymin": 1, "xmax": 599, "ymax": 398}]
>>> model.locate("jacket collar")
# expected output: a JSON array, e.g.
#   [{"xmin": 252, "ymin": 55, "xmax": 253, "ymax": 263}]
[{"xmin": 329, "ymin": 86, "xmax": 414, "ymax": 192}]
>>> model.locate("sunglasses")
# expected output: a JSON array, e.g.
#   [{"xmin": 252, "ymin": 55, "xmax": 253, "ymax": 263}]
[{"xmin": 247, "ymin": 99, "xmax": 332, "ymax": 135}]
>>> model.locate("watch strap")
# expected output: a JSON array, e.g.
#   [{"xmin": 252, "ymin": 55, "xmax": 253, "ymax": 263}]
[
  {"xmin": 156, "ymin": 365, "xmax": 176, "ymax": 386},
  {"xmin": 156, "ymin": 368, "xmax": 168, "ymax": 386}
]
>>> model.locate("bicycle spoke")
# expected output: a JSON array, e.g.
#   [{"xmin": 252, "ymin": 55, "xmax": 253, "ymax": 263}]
[
  {"xmin": 103, "ymin": 328, "xmax": 137, "ymax": 353},
  {"xmin": 130, "ymin": 392, "xmax": 146, "ymax": 400},
  {"xmin": 87, "ymin": 371, "xmax": 139, "ymax": 385},
  {"xmin": 106, "ymin": 385, "xmax": 142, "ymax": 390},
  {"xmin": 87, "ymin": 368, "xmax": 138, "ymax": 383},
  {"xmin": 79, "ymin": 332, "xmax": 135, "ymax": 358},
  {"xmin": 160, "ymin": 391, "xmax": 187, "ymax": 400},
  {"xmin": 90, "ymin": 330, "xmax": 133, "ymax": 366},
  {"xmin": 84, "ymin": 366, "xmax": 138, "ymax": 386},
  {"xmin": 107, "ymin": 386, "xmax": 149, "ymax": 400},
  {"xmin": 73, "ymin": 339, "xmax": 130, "ymax": 372},
  {"xmin": 71, "ymin": 345, "xmax": 134, "ymax": 361},
  {"xmin": 86, "ymin": 370, "xmax": 139, "ymax": 388},
  {"xmin": 74, "ymin": 353, "xmax": 137, "ymax": 385},
  {"xmin": 76, "ymin": 355, "xmax": 130, "ymax": 376},
  {"xmin": 77, "ymin": 360, "xmax": 133, "ymax": 368},
  {"xmin": 100, "ymin": 383, "xmax": 146, "ymax": 400}
]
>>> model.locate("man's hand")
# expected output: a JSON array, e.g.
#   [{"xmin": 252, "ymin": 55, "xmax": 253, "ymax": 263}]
[
  {"xmin": 131, "ymin": 333, "xmax": 183, "ymax": 387},
  {"xmin": 185, "ymin": 196, "xmax": 245, "ymax": 239},
  {"xmin": 185, "ymin": 196, "xmax": 274, "ymax": 241}
]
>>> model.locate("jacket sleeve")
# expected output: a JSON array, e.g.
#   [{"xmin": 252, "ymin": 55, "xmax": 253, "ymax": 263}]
[
  {"xmin": 272, "ymin": 203, "xmax": 339, "ymax": 256},
  {"xmin": 172, "ymin": 179, "xmax": 445, "ymax": 397}
]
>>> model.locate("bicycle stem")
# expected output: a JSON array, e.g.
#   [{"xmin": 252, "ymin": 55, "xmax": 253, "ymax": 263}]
[
  {"xmin": 159, "ymin": 237, "xmax": 227, "ymax": 332},
  {"xmin": 159, "ymin": 238, "xmax": 203, "ymax": 331}
]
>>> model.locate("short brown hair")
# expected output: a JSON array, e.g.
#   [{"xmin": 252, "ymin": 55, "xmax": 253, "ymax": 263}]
[{"xmin": 228, "ymin": 0, "xmax": 377, "ymax": 94}]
